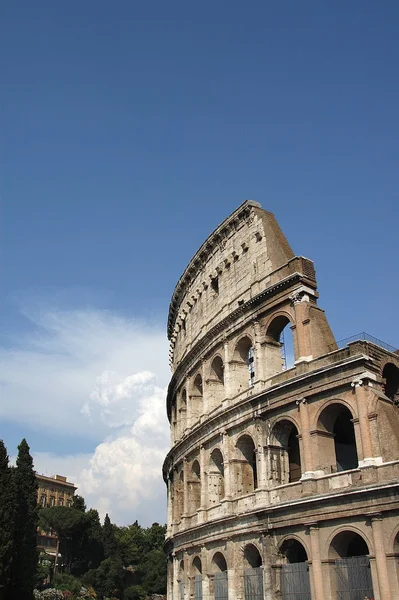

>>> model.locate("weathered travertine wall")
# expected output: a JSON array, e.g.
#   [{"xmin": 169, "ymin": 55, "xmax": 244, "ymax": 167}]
[{"xmin": 163, "ymin": 201, "xmax": 399, "ymax": 600}]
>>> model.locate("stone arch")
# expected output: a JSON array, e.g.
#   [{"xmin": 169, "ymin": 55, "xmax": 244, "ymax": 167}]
[
  {"xmin": 328, "ymin": 529, "xmax": 374, "ymax": 599},
  {"xmin": 243, "ymin": 543, "xmax": 262, "ymax": 568},
  {"xmin": 327, "ymin": 527, "xmax": 373, "ymax": 558},
  {"xmin": 279, "ymin": 537, "xmax": 308, "ymax": 563},
  {"xmin": 277, "ymin": 537, "xmax": 311, "ymax": 599},
  {"xmin": 190, "ymin": 372, "xmax": 203, "ymax": 425},
  {"xmin": 208, "ymin": 355, "xmax": 225, "ymax": 412},
  {"xmin": 211, "ymin": 551, "xmax": 228, "ymax": 573},
  {"xmin": 192, "ymin": 555, "xmax": 202, "ymax": 574},
  {"xmin": 382, "ymin": 362, "xmax": 399, "ymax": 402},
  {"xmin": 188, "ymin": 459, "xmax": 201, "ymax": 513},
  {"xmin": 265, "ymin": 312, "xmax": 296, "ymax": 374},
  {"xmin": 208, "ymin": 448, "xmax": 225, "ymax": 505},
  {"xmin": 232, "ymin": 335, "xmax": 255, "ymax": 392},
  {"xmin": 191, "ymin": 556, "xmax": 202, "ymax": 600},
  {"xmin": 269, "ymin": 418, "xmax": 302, "ymax": 484},
  {"xmin": 316, "ymin": 402, "xmax": 358, "ymax": 473},
  {"xmin": 235, "ymin": 434, "xmax": 257, "ymax": 494}
]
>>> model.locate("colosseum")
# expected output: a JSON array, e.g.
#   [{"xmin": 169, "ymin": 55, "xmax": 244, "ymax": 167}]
[{"xmin": 162, "ymin": 200, "xmax": 399, "ymax": 600}]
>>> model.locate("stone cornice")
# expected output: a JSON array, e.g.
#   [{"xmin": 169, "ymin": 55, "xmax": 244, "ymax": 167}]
[{"xmin": 167, "ymin": 200, "xmax": 261, "ymax": 339}]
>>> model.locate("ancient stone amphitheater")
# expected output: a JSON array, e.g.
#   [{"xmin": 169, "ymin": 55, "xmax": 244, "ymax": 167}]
[{"xmin": 163, "ymin": 200, "xmax": 399, "ymax": 600}]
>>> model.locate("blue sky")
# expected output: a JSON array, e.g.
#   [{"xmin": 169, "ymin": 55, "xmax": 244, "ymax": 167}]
[{"xmin": 1, "ymin": 1, "xmax": 398, "ymax": 524}]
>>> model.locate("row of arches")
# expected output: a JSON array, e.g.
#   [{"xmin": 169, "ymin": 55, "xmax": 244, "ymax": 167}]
[
  {"xmin": 175, "ymin": 527, "xmax": 399, "ymax": 600},
  {"xmin": 171, "ymin": 314, "xmax": 299, "ymax": 441},
  {"xmin": 171, "ymin": 402, "xmax": 359, "ymax": 522}
]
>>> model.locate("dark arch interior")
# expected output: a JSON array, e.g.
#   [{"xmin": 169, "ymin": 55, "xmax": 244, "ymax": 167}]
[
  {"xmin": 192, "ymin": 460, "xmax": 200, "ymax": 479},
  {"xmin": 210, "ymin": 449, "xmax": 224, "ymax": 474},
  {"xmin": 287, "ymin": 429, "xmax": 301, "ymax": 483},
  {"xmin": 383, "ymin": 363, "xmax": 399, "ymax": 401},
  {"xmin": 192, "ymin": 556, "xmax": 202, "ymax": 574},
  {"xmin": 211, "ymin": 356, "xmax": 224, "ymax": 383},
  {"xmin": 237, "ymin": 435, "xmax": 258, "ymax": 490},
  {"xmin": 280, "ymin": 539, "xmax": 308, "ymax": 563},
  {"xmin": 333, "ymin": 407, "xmax": 358, "ymax": 471},
  {"xmin": 267, "ymin": 315, "xmax": 290, "ymax": 343},
  {"xmin": 212, "ymin": 552, "xmax": 227, "ymax": 572},
  {"xmin": 235, "ymin": 336, "xmax": 253, "ymax": 362},
  {"xmin": 331, "ymin": 531, "xmax": 369, "ymax": 558},
  {"xmin": 194, "ymin": 374, "xmax": 203, "ymax": 395},
  {"xmin": 244, "ymin": 544, "xmax": 262, "ymax": 568}
]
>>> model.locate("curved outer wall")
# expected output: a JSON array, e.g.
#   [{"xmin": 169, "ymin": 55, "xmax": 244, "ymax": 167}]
[{"xmin": 163, "ymin": 201, "xmax": 399, "ymax": 600}]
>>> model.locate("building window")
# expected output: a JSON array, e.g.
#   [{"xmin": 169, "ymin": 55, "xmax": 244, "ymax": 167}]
[
  {"xmin": 58, "ymin": 497, "xmax": 64, "ymax": 506},
  {"xmin": 40, "ymin": 494, "xmax": 47, "ymax": 507},
  {"xmin": 49, "ymin": 496, "xmax": 55, "ymax": 507},
  {"xmin": 66, "ymin": 499, "xmax": 72, "ymax": 508}
]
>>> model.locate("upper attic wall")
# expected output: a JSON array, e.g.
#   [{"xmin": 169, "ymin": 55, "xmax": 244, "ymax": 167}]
[{"xmin": 168, "ymin": 201, "xmax": 298, "ymax": 368}]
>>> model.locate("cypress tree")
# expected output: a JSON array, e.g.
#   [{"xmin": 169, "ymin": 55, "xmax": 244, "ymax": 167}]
[
  {"xmin": 8, "ymin": 439, "xmax": 38, "ymax": 600},
  {"xmin": 0, "ymin": 440, "xmax": 15, "ymax": 599}
]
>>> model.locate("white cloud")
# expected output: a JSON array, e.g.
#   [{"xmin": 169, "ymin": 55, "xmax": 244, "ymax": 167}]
[{"xmin": 1, "ymin": 307, "xmax": 170, "ymax": 525}]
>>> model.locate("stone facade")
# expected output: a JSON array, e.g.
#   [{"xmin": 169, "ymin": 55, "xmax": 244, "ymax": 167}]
[{"xmin": 163, "ymin": 201, "xmax": 399, "ymax": 600}]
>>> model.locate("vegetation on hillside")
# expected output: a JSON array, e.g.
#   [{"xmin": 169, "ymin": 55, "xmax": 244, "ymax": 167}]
[{"xmin": 0, "ymin": 439, "xmax": 167, "ymax": 600}]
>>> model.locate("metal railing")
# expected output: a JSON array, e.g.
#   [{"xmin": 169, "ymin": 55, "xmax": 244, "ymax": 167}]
[{"xmin": 336, "ymin": 332, "xmax": 397, "ymax": 354}]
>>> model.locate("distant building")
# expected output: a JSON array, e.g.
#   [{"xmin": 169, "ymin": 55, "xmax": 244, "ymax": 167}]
[{"xmin": 36, "ymin": 473, "xmax": 77, "ymax": 554}]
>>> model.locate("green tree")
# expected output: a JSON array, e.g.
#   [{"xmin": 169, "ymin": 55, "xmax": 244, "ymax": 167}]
[
  {"xmin": 102, "ymin": 514, "xmax": 119, "ymax": 559},
  {"xmin": 39, "ymin": 506, "xmax": 89, "ymax": 573},
  {"xmin": 0, "ymin": 440, "xmax": 15, "ymax": 599},
  {"xmin": 8, "ymin": 439, "xmax": 38, "ymax": 600},
  {"xmin": 72, "ymin": 495, "xmax": 86, "ymax": 512}
]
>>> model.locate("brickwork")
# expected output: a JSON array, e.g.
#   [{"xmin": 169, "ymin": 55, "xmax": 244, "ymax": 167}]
[{"xmin": 163, "ymin": 201, "xmax": 399, "ymax": 600}]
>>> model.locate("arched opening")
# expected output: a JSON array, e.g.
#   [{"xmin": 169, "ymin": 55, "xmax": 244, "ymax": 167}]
[
  {"xmin": 383, "ymin": 362, "xmax": 399, "ymax": 402},
  {"xmin": 270, "ymin": 420, "xmax": 302, "ymax": 485},
  {"xmin": 191, "ymin": 373, "xmax": 203, "ymax": 426},
  {"xmin": 278, "ymin": 539, "xmax": 310, "ymax": 600},
  {"xmin": 173, "ymin": 470, "xmax": 184, "ymax": 523},
  {"xmin": 212, "ymin": 552, "xmax": 228, "ymax": 600},
  {"xmin": 236, "ymin": 435, "xmax": 257, "ymax": 495},
  {"xmin": 232, "ymin": 336, "xmax": 255, "ymax": 393},
  {"xmin": 243, "ymin": 545, "xmax": 263, "ymax": 600},
  {"xmin": 179, "ymin": 389, "xmax": 187, "ymax": 434},
  {"xmin": 171, "ymin": 397, "xmax": 178, "ymax": 442},
  {"xmin": 188, "ymin": 460, "xmax": 201, "ymax": 513},
  {"xmin": 329, "ymin": 531, "xmax": 374, "ymax": 599},
  {"xmin": 209, "ymin": 448, "xmax": 225, "ymax": 505},
  {"xmin": 208, "ymin": 356, "xmax": 225, "ymax": 412},
  {"xmin": 265, "ymin": 315, "xmax": 296, "ymax": 376},
  {"xmin": 317, "ymin": 404, "xmax": 358, "ymax": 473},
  {"xmin": 192, "ymin": 556, "xmax": 202, "ymax": 600}
]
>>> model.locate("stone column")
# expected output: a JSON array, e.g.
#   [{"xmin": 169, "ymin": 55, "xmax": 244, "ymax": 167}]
[
  {"xmin": 200, "ymin": 445, "xmax": 207, "ymax": 510},
  {"xmin": 253, "ymin": 319, "xmax": 264, "ymax": 382},
  {"xmin": 261, "ymin": 533, "xmax": 274, "ymax": 600},
  {"xmin": 352, "ymin": 378, "xmax": 373, "ymax": 464},
  {"xmin": 201, "ymin": 359, "xmax": 209, "ymax": 415},
  {"xmin": 173, "ymin": 554, "xmax": 180, "ymax": 600},
  {"xmin": 201, "ymin": 546, "xmax": 210, "ymax": 600},
  {"xmin": 183, "ymin": 459, "xmax": 189, "ymax": 517},
  {"xmin": 371, "ymin": 514, "xmax": 392, "ymax": 600},
  {"xmin": 223, "ymin": 340, "xmax": 232, "ymax": 398},
  {"xmin": 291, "ymin": 293, "xmax": 311, "ymax": 360},
  {"xmin": 222, "ymin": 432, "xmax": 232, "ymax": 498},
  {"xmin": 296, "ymin": 398, "xmax": 314, "ymax": 477},
  {"xmin": 167, "ymin": 476, "xmax": 173, "ymax": 534},
  {"xmin": 307, "ymin": 523, "xmax": 325, "ymax": 600}
]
